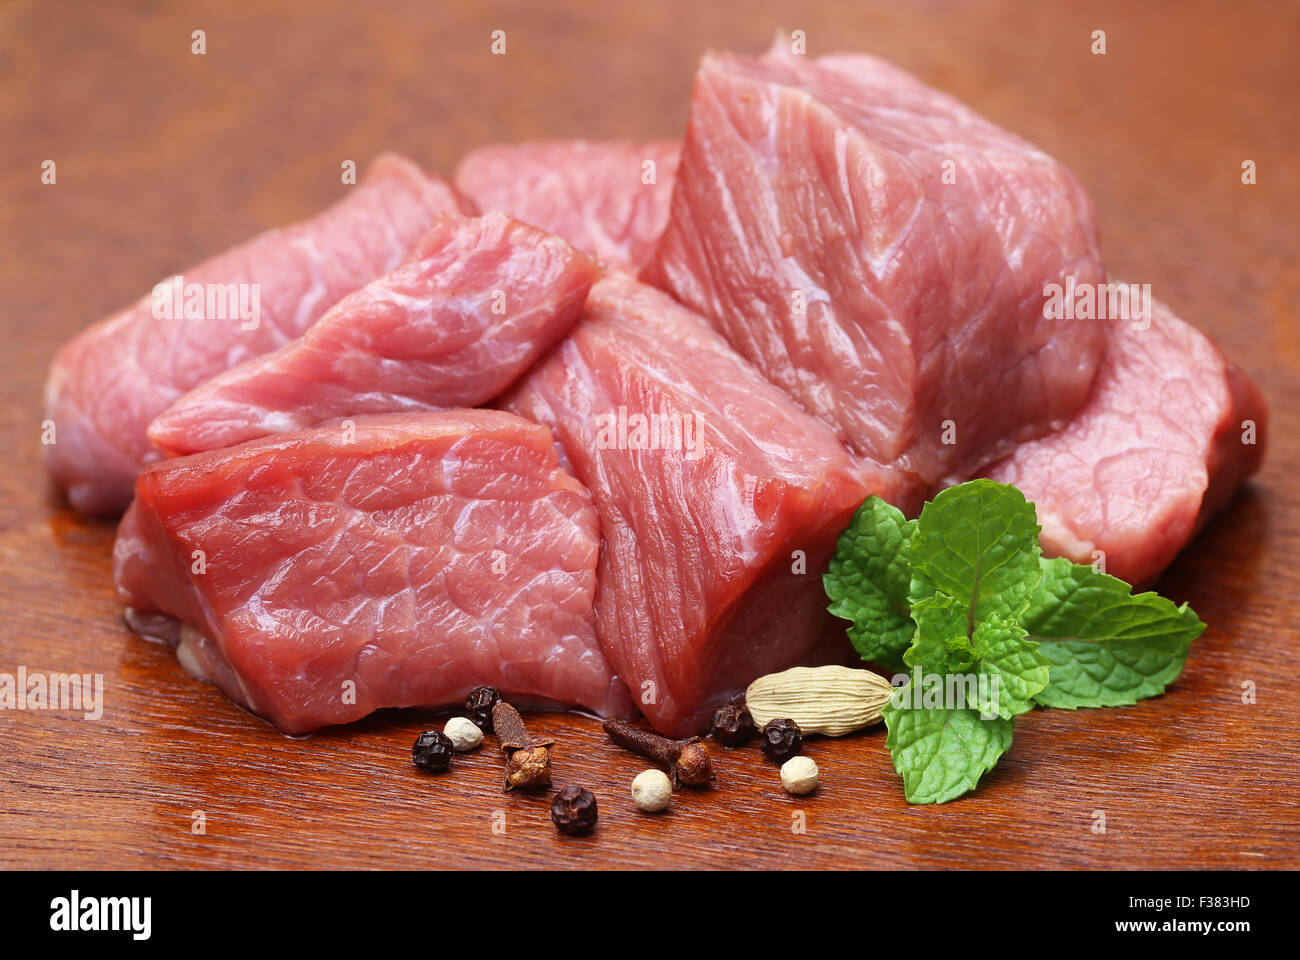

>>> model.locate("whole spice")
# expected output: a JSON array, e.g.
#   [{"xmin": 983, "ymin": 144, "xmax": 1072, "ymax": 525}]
[
  {"xmin": 630, "ymin": 768, "xmax": 673, "ymax": 812},
  {"xmin": 780, "ymin": 755, "xmax": 820, "ymax": 795},
  {"xmin": 709, "ymin": 701, "xmax": 756, "ymax": 746},
  {"xmin": 464, "ymin": 685, "xmax": 502, "ymax": 733},
  {"xmin": 492, "ymin": 700, "xmax": 554, "ymax": 791},
  {"xmin": 411, "ymin": 730, "xmax": 455, "ymax": 772},
  {"xmin": 745, "ymin": 665, "xmax": 894, "ymax": 736},
  {"xmin": 550, "ymin": 785, "xmax": 599, "ymax": 836},
  {"xmin": 443, "ymin": 716, "xmax": 483, "ymax": 752},
  {"xmin": 759, "ymin": 718, "xmax": 803, "ymax": 763},
  {"xmin": 602, "ymin": 719, "xmax": 714, "ymax": 787},
  {"xmin": 505, "ymin": 745, "xmax": 551, "ymax": 790}
]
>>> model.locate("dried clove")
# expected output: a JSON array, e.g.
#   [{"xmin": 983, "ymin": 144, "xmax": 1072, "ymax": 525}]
[
  {"xmin": 492, "ymin": 700, "xmax": 554, "ymax": 791},
  {"xmin": 602, "ymin": 719, "xmax": 714, "ymax": 788}
]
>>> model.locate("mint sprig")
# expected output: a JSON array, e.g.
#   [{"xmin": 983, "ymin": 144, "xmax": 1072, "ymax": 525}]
[{"xmin": 826, "ymin": 479, "xmax": 1204, "ymax": 805}]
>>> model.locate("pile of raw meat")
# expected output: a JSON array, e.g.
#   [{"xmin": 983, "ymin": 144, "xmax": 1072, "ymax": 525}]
[{"xmin": 46, "ymin": 42, "xmax": 1267, "ymax": 736}]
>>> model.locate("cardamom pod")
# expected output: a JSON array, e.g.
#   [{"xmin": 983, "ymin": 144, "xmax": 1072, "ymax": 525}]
[{"xmin": 745, "ymin": 665, "xmax": 894, "ymax": 736}]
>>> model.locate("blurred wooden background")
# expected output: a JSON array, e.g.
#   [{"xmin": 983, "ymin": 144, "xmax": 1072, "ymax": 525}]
[{"xmin": 1, "ymin": 0, "xmax": 1297, "ymax": 869}]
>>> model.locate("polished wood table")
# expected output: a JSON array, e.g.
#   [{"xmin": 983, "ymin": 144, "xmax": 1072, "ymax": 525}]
[{"xmin": 2, "ymin": 0, "xmax": 1297, "ymax": 869}]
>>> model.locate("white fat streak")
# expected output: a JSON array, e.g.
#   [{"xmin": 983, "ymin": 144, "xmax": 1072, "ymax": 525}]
[{"xmin": 287, "ymin": 234, "xmax": 329, "ymax": 337}]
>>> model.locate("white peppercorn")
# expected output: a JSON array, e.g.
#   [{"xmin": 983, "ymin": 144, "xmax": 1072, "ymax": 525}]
[
  {"xmin": 443, "ymin": 715, "xmax": 484, "ymax": 752},
  {"xmin": 780, "ymin": 755, "xmax": 819, "ymax": 795},
  {"xmin": 630, "ymin": 768, "xmax": 673, "ymax": 812}
]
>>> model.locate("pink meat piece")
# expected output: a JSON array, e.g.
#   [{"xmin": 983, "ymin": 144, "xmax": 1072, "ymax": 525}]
[
  {"xmin": 113, "ymin": 410, "xmax": 627, "ymax": 733},
  {"xmin": 147, "ymin": 213, "xmax": 597, "ymax": 456},
  {"xmin": 499, "ymin": 274, "xmax": 888, "ymax": 736},
  {"xmin": 45, "ymin": 154, "xmax": 474, "ymax": 515},
  {"xmin": 455, "ymin": 140, "xmax": 679, "ymax": 270},
  {"xmin": 983, "ymin": 297, "xmax": 1267, "ymax": 585},
  {"xmin": 644, "ymin": 44, "xmax": 1107, "ymax": 501}
]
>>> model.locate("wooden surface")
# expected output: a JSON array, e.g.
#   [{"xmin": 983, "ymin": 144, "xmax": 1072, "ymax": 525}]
[{"xmin": 2, "ymin": 0, "xmax": 1298, "ymax": 870}]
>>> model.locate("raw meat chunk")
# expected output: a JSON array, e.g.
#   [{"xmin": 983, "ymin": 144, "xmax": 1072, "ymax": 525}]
[
  {"xmin": 983, "ymin": 297, "xmax": 1267, "ymax": 585},
  {"xmin": 645, "ymin": 45, "xmax": 1107, "ymax": 497},
  {"xmin": 499, "ymin": 274, "xmax": 884, "ymax": 736},
  {"xmin": 148, "ymin": 213, "xmax": 597, "ymax": 455},
  {"xmin": 456, "ymin": 140, "xmax": 679, "ymax": 269},
  {"xmin": 113, "ymin": 410, "xmax": 626, "ymax": 733},
  {"xmin": 45, "ymin": 154, "xmax": 473, "ymax": 515}
]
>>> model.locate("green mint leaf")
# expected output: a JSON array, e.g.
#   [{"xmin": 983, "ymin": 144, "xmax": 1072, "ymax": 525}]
[
  {"xmin": 904, "ymin": 595, "xmax": 976, "ymax": 674},
  {"xmin": 1024, "ymin": 557, "xmax": 1206, "ymax": 709},
  {"xmin": 883, "ymin": 695, "xmax": 1015, "ymax": 804},
  {"xmin": 905, "ymin": 600, "xmax": 1047, "ymax": 720},
  {"xmin": 824, "ymin": 497, "xmax": 917, "ymax": 671},
  {"xmin": 825, "ymin": 479, "xmax": 1207, "ymax": 807},
  {"xmin": 970, "ymin": 616, "xmax": 1052, "ymax": 718},
  {"xmin": 909, "ymin": 479, "xmax": 1042, "ymax": 622},
  {"xmin": 902, "ymin": 481, "xmax": 1050, "ymax": 719}
]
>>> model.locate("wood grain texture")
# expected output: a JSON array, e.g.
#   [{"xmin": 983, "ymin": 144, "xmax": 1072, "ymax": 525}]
[{"xmin": 2, "ymin": 0, "xmax": 1298, "ymax": 869}]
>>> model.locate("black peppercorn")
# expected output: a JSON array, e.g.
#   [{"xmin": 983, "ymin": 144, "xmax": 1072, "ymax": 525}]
[
  {"xmin": 710, "ymin": 702, "xmax": 756, "ymax": 747},
  {"xmin": 550, "ymin": 785, "xmax": 598, "ymax": 836},
  {"xmin": 464, "ymin": 685, "xmax": 502, "ymax": 733},
  {"xmin": 759, "ymin": 718, "xmax": 803, "ymax": 763},
  {"xmin": 412, "ymin": 730, "xmax": 455, "ymax": 772}
]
